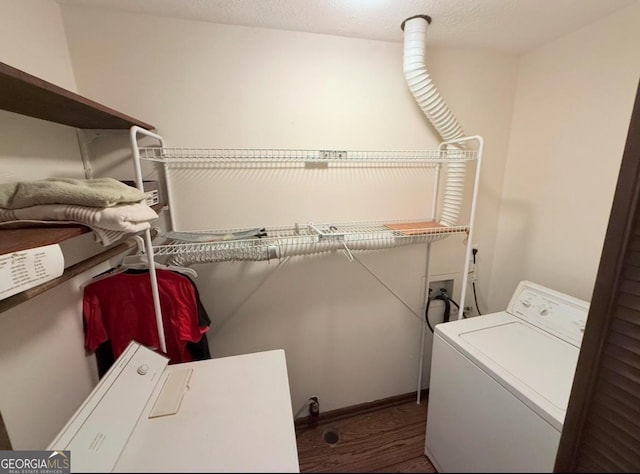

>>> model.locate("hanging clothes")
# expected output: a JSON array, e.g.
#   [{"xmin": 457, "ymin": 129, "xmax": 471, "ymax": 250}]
[{"xmin": 83, "ymin": 268, "xmax": 211, "ymax": 377}]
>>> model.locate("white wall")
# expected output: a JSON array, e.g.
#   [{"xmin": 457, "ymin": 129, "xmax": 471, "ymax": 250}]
[
  {"xmin": 0, "ymin": 0, "xmax": 626, "ymax": 446},
  {"xmin": 0, "ymin": 0, "xmax": 105, "ymax": 449},
  {"xmin": 489, "ymin": 2, "xmax": 640, "ymax": 310},
  {"xmin": 61, "ymin": 5, "xmax": 518, "ymax": 414},
  {"xmin": 0, "ymin": 0, "xmax": 80, "ymax": 184},
  {"xmin": 0, "ymin": 0, "xmax": 76, "ymax": 91}
]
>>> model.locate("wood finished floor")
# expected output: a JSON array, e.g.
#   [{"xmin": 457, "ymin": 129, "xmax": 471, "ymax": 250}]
[{"xmin": 295, "ymin": 399, "xmax": 436, "ymax": 473}]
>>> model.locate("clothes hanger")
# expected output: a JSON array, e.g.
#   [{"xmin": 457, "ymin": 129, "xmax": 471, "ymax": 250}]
[
  {"xmin": 81, "ymin": 235, "xmax": 197, "ymax": 289},
  {"xmin": 119, "ymin": 235, "xmax": 198, "ymax": 278},
  {"xmin": 80, "ymin": 263, "xmax": 128, "ymax": 289},
  {"xmin": 80, "ymin": 235, "xmax": 147, "ymax": 289},
  {"xmin": 120, "ymin": 256, "xmax": 199, "ymax": 279}
]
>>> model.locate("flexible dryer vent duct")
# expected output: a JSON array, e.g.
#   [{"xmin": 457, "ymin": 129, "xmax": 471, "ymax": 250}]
[{"xmin": 402, "ymin": 15, "xmax": 466, "ymax": 226}]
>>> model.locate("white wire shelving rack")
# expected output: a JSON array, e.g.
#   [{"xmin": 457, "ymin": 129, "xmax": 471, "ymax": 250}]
[
  {"xmin": 155, "ymin": 219, "xmax": 470, "ymax": 266},
  {"xmin": 137, "ymin": 147, "xmax": 477, "ymax": 164},
  {"xmin": 128, "ymin": 127, "xmax": 483, "ymax": 401}
]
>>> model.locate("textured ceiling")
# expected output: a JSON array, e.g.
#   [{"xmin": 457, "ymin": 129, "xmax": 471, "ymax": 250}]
[{"xmin": 57, "ymin": 0, "xmax": 636, "ymax": 53}]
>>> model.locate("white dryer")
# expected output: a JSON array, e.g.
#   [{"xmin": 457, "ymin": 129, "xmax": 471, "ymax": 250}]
[
  {"xmin": 48, "ymin": 342, "xmax": 300, "ymax": 472},
  {"xmin": 424, "ymin": 280, "xmax": 588, "ymax": 473}
]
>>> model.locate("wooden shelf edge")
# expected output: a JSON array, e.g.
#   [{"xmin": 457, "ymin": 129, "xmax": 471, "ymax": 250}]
[
  {"xmin": 0, "ymin": 229, "xmax": 158, "ymax": 314},
  {"xmin": 0, "ymin": 225, "xmax": 92, "ymax": 254},
  {"xmin": 383, "ymin": 221, "xmax": 453, "ymax": 235},
  {"xmin": 0, "ymin": 61, "xmax": 154, "ymax": 130}
]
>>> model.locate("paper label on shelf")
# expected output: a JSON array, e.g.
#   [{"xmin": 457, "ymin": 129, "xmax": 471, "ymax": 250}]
[{"xmin": 0, "ymin": 244, "xmax": 64, "ymax": 300}]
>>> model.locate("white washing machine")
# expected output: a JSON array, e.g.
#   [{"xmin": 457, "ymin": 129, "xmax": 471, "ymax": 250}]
[{"xmin": 424, "ymin": 280, "xmax": 588, "ymax": 473}]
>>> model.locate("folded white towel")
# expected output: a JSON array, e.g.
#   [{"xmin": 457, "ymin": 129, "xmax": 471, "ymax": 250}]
[
  {"xmin": 0, "ymin": 202, "xmax": 158, "ymax": 233},
  {"xmin": 0, "ymin": 178, "xmax": 147, "ymax": 209}
]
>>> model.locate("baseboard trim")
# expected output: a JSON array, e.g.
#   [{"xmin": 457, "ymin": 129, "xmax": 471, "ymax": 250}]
[{"xmin": 294, "ymin": 389, "xmax": 429, "ymax": 431}]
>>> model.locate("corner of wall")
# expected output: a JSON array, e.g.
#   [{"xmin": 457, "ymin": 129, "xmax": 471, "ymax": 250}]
[{"xmin": 0, "ymin": 0, "xmax": 77, "ymax": 91}]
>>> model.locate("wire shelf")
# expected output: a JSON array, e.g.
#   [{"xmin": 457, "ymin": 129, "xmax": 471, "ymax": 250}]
[
  {"xmin": 138, "ymin": 147, "xmax": 477, "ymax": 164},
  {"xmin": 154, "ymin": 219, "xmax": 469, "ymax": 265}
]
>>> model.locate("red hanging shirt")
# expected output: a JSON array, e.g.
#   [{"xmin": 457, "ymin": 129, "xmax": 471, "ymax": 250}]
[{"xmin": 83, "ymin": 269, "xmax": 206, "ymax": 363}]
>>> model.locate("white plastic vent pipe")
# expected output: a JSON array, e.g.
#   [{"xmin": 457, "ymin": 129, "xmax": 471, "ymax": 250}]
[
  {"xmin": 166, "ymin": 231, "xmax": 451, "ymax": 266},
  {"xmin": 402, "ymin": 15, "xmax": 466, "ymax": 226}
]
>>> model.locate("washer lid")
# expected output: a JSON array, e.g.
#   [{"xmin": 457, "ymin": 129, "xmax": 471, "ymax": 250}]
[
  {"xmin": 435, "ymin": 312, "xmax": 580, "ymax": 430},
  {"xmin": 460, "ymin": 321, "xmax": 579, "ymax": 409}
]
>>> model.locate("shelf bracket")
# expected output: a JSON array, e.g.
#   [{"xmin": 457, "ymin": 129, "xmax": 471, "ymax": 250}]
[
  {"xmin": 75, "ymin": 129, "xmax": 98, "ymax": 179},
  {"xmin": 308, "ymin": 222, "xmax": 347, "ymax": 239},
  {"xmin": 319, "ymin": 150, "xmax": 348, "ymax": 161},
  {"xmin": 342, "ymin": 241, "xmax": 354, "ymax": 262}
]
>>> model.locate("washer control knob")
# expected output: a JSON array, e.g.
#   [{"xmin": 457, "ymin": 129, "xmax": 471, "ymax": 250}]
[
  {"xmin": 137, "ymin": 364, "xmax": 149, "ymax": 376},
  {"xmin": 539, "ymin": 308, "xmax": 549, "ymax": 316},
  {"xmin": 521, "ymin": 299, "xmax": 531, "ymax": 308}
]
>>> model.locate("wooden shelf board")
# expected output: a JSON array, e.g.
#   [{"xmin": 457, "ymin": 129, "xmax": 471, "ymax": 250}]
[
  {"xmin": 0, "ymin": 229, "xmax": 158, "ymax": 313},
  {"xmin": 0, "ymin": 61, "xmax": 154, "ymax": 130},
  {"xmin": 0, "ymin": 233, "xmax": 140, "ymax": 314},
  {"xmin": 383, "ymin": 221, "xmax": 450, "ymax": 235},
  {"xmin": 0, "ymin": 226, "xmax": 92, "ymax": 254}
]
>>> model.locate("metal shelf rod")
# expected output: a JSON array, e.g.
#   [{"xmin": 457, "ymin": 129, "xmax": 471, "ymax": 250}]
[
  {"xmin": 137, "ymin": 147, "xmax": 478, "ymax": 164},
  {"xmin": 130, "ymin": 126, "xmax": 167, "ymax": 354}
]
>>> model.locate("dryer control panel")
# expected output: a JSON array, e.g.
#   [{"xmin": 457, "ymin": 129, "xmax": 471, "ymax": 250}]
[
  {"xmin": 506, "ymin": 280, "xmax": 589, "ymax": 347},
  {"xmin": 48, "ymin": 341, "xmax": 169, "ymax": 473}
]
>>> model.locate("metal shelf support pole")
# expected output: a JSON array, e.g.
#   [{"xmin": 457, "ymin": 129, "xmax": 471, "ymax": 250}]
[
  {"xmin": 130, "ymin": 126, "xmax": 167, "ymax": 354},
  {"xmin": 438, "ymin": 135, "xmax": 484, "ymax": 320}
]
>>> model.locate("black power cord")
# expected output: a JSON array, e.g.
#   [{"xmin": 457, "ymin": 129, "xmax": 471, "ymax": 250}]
[
  {"xmin": 472, "ymin": 281, "xmax": 482, "ymax": 316},
  {"xmin": 447, "ymin": 294, "xmax": 463, "ymax": 318},
  {"xmin": 425, "ymin": 289, "xmax": 435, "ymax": 333},
  {"xmin": 471, "ymin": 248, "xmax": 482, "ymax": 316},
  {"xmin": 425, "ymin": 288, "xmax": 461, "ymax": 332}
]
